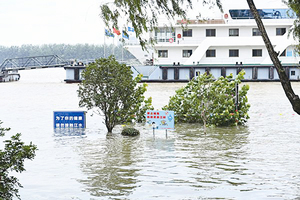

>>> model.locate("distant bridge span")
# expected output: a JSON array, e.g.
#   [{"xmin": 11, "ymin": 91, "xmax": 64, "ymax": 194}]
[
  {"xmin": 0, "ymin": 55, "xmax": 69, "ymax": 71},
  {"xmin": 0, "ymin": 55, "xmax": 89, "ymax": 82}
]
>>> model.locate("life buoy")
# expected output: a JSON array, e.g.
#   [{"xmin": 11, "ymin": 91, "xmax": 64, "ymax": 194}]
[
  {"xmin": 181, "ymin": 19, "xmax": 187, "ymax": 24},
  {"xmin": 274, "ymin": 11, "xmax": 281, "ymax": 18},
  {"xmin": 224, "ymin": 13, "xmax": 229, "ymax": 19},
  {"xmin": 169, "ymin": 38, "xmax": 174, "ymax": 43}
]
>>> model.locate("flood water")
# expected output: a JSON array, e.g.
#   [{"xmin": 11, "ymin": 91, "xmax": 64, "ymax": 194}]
[{"xmin": 1, "ymin": 68, "xmax": 300, "ymax": 200}]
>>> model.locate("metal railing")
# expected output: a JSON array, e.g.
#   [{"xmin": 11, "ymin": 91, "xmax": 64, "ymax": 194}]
[{"xmin": 0, "ymin": 55, "xmax": 69, "ymax": 71}]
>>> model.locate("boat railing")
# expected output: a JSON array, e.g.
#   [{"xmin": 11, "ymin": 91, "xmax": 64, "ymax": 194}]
[
  {"xmin": 155, "ymin": 39, "xmax": 206, "ymax": 45},
  {"xmin": 227, "ymin": 18, "xmax": 294, "ymax": 25},
  {"xmin": 124, "ymin": 42, "xmax": 141, "ymax": 46}
]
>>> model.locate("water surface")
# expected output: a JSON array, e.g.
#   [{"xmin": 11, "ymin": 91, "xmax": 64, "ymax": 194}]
[{"xmin": 1, "ymin": 68, "xmax": 300, "ymax": 199}]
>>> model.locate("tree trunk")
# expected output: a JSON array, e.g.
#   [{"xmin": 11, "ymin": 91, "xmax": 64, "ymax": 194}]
[
  {"xmin": 105, "ymin": 115, "xmax": 114, "ymax": 133},
  {"xmin": 246, "ymin": 0, "xmax": 300, "ymax": 115},
  {"xmin": 106, "ymin": 126, "xmax": 113, "ymax": 133}
]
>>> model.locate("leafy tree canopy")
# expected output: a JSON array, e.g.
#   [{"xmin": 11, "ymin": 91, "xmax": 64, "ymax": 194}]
[
  {"xmin": 101, "ymin": 0, "xmax": 222, "ymax": 49},
  {"xmin": 284, "ymin": 0, "xmax": 300, "ymax": 53},
  {"xmin": 77, "ymin": 55, "xmax": 153, "ymax": 133}
]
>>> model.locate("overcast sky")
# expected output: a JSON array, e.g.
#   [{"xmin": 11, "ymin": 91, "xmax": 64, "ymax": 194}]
[
  {"xmin": 0, "ymin": 0, "xmax": 287, "ymax": 47},
  {"xmin": 0, "ymin": 0, "xmax": 107, "ymax": 46}
]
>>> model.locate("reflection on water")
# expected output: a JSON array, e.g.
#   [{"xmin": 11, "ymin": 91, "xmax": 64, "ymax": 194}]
[
  {"xmin": 78, "ymin": 133, "xmax": 143, "ymax": 198},
  {"xmin": 54, "ymin": 128, "xmax": 86, "ymax": 137},
  {"xmin": 77, "ymin": 124, "xmax": 251, "ymax": 199}
]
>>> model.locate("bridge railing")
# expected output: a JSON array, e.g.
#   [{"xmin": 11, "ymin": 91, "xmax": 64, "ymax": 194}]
[{"xmin": 0, "ymin": 55, "xmax": 69, "ymax": 71}]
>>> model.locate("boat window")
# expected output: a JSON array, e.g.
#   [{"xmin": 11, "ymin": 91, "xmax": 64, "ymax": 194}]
[
  {"xmin": 291, "ymin": 70, "xmax": 296, "ymax": 76},
  {"xmin": 229, "ymin": 49, "xmax": 239, "ymax": 57},
  {"xmin": 252, "ymin": 28, "xmax": 261, "ymax": 36},
  {"xmin": 155, "ymin": 28, "xmax": 176, "ymax": 42},
  {"xmin": 158, "ymin": 50, "xmax": 168, "ymax": 58},
  {"xmin": 252, "ymin": 49, "xmax": 262, "ymax": 57},
  {"xmin": 276, "ymin": 28, "xmax": 286, "ymax": 36},
  {"xmin": 206, "ymin": 29, "xmax": 216, "ymax": 37},
  {"xmin": 229, "ymin": 29, "xmax": 239, "ymax": 36},
  {"xmin": 206, "ymin": 49, "xmax": 216, "ymax": 57},
  {"xmin": 183, "ymin": 29, "xmax": 192, "ymax": 37},
  {"xmin": 183, "ymin": 50, "xmax": 193, "ymax": 58},
  {"xmin": 229, "ymin": 9, "xmax": 296, "ymax": 20},
  {"xmin": 287, "ymin": 51, "xmax": 293, "ymax": 57}
]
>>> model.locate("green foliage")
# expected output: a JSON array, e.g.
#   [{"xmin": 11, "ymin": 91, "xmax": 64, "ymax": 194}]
[
  {"xmin": 77, "ymin": 55, "xmax": 153, "ymax": 133},
  {"xmin": 163, "ymin": 71, "xmax": 250, "ymax": 126},
  {"xmin": 100, "ymin": 0, "xmax": 222, "ymax": 49},
  {"xmin": 285, "ymin": 0, "xmax": 300, "ymax": 53},
  {"xmin": 121, "ymin": 127, "xmax": 140, "ymax": 136},
  {"xmin": 0, "ymin": 121, "xmax": 37, "ymax": 200}
]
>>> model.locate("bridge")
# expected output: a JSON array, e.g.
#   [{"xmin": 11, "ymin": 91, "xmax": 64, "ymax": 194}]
[
  {"xmin": 0, "ymin": 55, "xmax": 86, "ymax": 82},
  {"xmin": 0, "ymin": 55, "xmax": 69, "ymax": 71}
]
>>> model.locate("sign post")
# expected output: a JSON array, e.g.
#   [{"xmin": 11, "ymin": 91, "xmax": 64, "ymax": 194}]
[
  {"xmin": 235, "ymin": 82, "xmax": 239, "ymax": 111},
  {"xmin": 145, "ymin": 110, "xmax": 175, "ymax": 137}
]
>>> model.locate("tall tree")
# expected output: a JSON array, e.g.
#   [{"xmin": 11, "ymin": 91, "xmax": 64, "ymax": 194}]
[
  {"xmin": 77, "ymin": 56, "xmax": 152, "ymax": 133},
  {"xmin": 101, "ymin": 0, "xmax": 300, "ymax": 114}
]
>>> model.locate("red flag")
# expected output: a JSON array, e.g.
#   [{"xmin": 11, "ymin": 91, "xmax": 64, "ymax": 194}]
[{"xmin": 113, "ymin": 28, "xmax": 121, "ymax": 35}]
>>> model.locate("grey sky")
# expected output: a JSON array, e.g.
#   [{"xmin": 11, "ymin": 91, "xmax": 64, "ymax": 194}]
[
  {"xmin": 0, "ymin": 0, "xmax": 105, "ymax": 46},
  {"xmin": 0, "ymin": 0, "xmax": 287, "ymax": 47}
]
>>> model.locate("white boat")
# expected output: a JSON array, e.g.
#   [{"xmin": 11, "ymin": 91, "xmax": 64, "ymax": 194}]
[
  {"xmin": 0, "ymin": 70, "xmax": 20, "ymax": 82},
  {"xmin": 125, "ymin": 0, "xmax": 300, "ymax": 81}
]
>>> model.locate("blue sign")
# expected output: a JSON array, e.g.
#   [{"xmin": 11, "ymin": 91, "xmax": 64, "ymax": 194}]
[
  {"xmin": 145, "ymin": 110, "xmax": 175, "ymax": 130},
  {"xmin": 54, "ymin": 111, "xmax": 86, "ymax": 128}
]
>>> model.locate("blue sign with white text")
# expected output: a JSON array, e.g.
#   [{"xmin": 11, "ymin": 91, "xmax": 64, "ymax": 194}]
[{"xmin": 54, "ymin": 111, "xmax": 86, "ymax": 128}]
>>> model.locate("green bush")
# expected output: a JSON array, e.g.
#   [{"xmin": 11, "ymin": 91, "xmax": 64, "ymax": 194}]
[
  {"xmin": 77, "ymin": 56, "xmax": 153, "ymax": 133},
  {"xmin": 121, "ymin": 127, "xmax": 140, "ymax": 136},
  {"xmin": 0, "ymin": 121, "xmax": 37, "ymax": 200},
  {"xmin": 163, "ymin": 71, "xmax": 250, "ymax": 126}
]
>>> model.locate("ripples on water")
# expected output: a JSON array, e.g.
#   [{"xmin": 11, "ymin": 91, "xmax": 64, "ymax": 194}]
[{"xmin": 1, "ymin": 69, "xmax": 300, "ymax": 199}]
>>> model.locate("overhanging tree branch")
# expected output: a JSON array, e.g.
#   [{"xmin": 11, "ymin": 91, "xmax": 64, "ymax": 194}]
[
  {"xmin": 101, "ymin": 0, "xmax": 300, "ymax": 115},
  {"xmin": 247, "ymin": 0, "xmax": 300, "ymax": 114}
]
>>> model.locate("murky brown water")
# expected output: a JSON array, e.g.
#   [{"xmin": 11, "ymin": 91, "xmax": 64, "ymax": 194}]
[{"xmin": 1, "ymin": 69, "xmax": 300, "ymax": 199}]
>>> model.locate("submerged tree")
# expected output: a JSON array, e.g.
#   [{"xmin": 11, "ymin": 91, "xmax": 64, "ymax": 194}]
[
  {"xmin": 101, "ymin": 0, "xmax": 300, "ymax": 115},
  {"xmin": 163, "ymin": 71, "xmax": 250, "ymax": 126},
  {"xmin": 0, "ymin": 121, "xmax": 37, "ymax": 200},
  {"xmin": 77, "ymin": 56, "xmax": 153, "ymax": 133}
]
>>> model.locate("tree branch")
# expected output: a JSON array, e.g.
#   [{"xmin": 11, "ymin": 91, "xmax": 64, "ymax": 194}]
[{"xmin": 247, "ymin": 0, "xmax": 300, "ymax": 114}]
